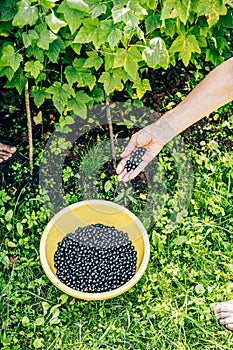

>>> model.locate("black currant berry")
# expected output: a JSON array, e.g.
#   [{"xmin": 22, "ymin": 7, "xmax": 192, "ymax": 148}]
[
  {"xmin": 54, "ymin": 224, "xmax": 137, "ymax": 293},
  {"xmin": 124, "ymin": 146, "xmax": 146, "ymax": 172}
]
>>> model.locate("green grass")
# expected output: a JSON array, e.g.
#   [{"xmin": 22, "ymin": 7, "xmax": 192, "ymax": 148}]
[{"xmin": 1, "ymin": 109, "xmax": 233, "ymax": 349}]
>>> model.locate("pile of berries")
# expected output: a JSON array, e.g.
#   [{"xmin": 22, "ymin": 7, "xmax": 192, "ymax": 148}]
[
  {"xmin": 54, "ymin": 224, "xmax": 137, "ymax": 293},
  {"xmin": 125, "ymin": 147, "xmax": 146, "ymax": 172}
]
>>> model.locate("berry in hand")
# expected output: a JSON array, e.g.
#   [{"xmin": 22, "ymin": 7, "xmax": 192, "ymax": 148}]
[{"xmin": 124, "ymin": 147, "xmax": 146, "ymax": 172}]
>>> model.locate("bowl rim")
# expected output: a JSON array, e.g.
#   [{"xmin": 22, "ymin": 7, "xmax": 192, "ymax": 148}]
[{"xmin": 40, "ymin": 199, "xmax": 150, "ymax": 300}]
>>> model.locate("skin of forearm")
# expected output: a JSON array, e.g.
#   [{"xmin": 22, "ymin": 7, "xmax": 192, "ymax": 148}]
[{"xmin": 154, "ymin": 57, "xmax": 233, "ymax": 141}]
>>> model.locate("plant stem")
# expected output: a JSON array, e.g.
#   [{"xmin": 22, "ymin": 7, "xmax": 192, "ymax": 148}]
[
  {"xmin": 24, "ymin": 79, "xmax": 33, "ymax": 175},
  {"xmin": 105, "ymin": 91, "xmax": 116, "ymax": 168}
]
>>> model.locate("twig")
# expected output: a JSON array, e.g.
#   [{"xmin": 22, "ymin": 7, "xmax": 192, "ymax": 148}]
[
  {"xmin": 105, "ymin": 91, "xmax": 116, "ymax": 168},
  {"xmin": 24, "ymin": 79, "xmax": 33, "ymax": 175}
]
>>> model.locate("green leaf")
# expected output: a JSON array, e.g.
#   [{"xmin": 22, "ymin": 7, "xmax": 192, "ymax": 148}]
[
  {"xmin": 73, "ymin": 90, "xmax": 93, "ymax": 105},
  {"xmin": 0, "ymin": 67, "xmax": 14, "ymax": 81},
  {"xmin": 189, "ymin": 27, "xmax": 207, "ymax": 47},
  {"xmin": 58, "ymin": 0, "xmax": 82, "ymax": 34},
  {"xmin": 7, "ymin": 223, "xmax": 12, "ymax": 231},
  {"xmin": 87, "ymin": 2, "xmax": 107, "ymax": 18},
  {"xmin": 46, "ymin": 82, "xmax": 75, "ymax": 114},
  {"xmin": 67, "ymin": 0, "xmax": 89, "ymax": 12},
  {"xmin": 49, "ymin": 317, "xmax": 61, "ymax": 325},
  {"xmin": 7, "ymin": 241, "xmax": 17, "ymax": 248},
  {"xmin": 113, "ymin": 46, "xmax": 141, "ymax": 80},
  {"xmin": 162, "ymin": 18, "xmax": 176, "ymax": 37},
  {"xmin": 83, "ymin": 51, "xmax": 103, "ymax": 70},
  {"xmin": 24, "ymin": 60, "xmax": 44, "ymax": 79},
  {"xmin": 42, "ymin": 301, "xmax": 51, "ymax": 315},
  {"xmin": 73, "ymin": 18, "xmax": 99, "ymax": 44},
  {"xmin": 197, "ymin": 0, "xmax": 228, "ymax": 27},
  {"xmin": 65, "ymin": 58, "xmax": 96, "ymax": 89},
  {"xmin": 161, "ymin": 0, "xmax": 191, "ymax": 24},
  {"xmin": 104, "ymin": 180, "xmax": 113, "ymax": 192},
  {"xmin": 46, "ymin": 37, "xmax": 65, "ymax": 63},
  {"xmin": 173, "ymin": 235, "xmax": 186, "ymax": 245},
  {"xmin": 104, "ymin": 52, "xmax": 115, "ymax": 71},
  {"xmin": 108, "ymin": 28, "xmax": 122, "ymax": 49},
  {"xmin": 58, "ymin": 115, "xmax": 75, "ymax": 127},
  {"xmin": 0, "ymin": 0, "xmax": 17, "ymax": 21},
  {"xmin": 169, "ymin": 33, "xmax": 201, "ymax": 66},
  {"xmin": 64, "ymin": 65, "xmax": 78, "ymax": 85},
  {"xmin": 74, "ymin": 18, "xmax": 112, "ymax": 49},
  {"xmin": 195, "ymin": 284, "xmax": 205, "ymax": 294},
  {"xmin": 71, "ymin": 43, "xmax": 82, "ymax": 54},
  {"xmin": 60, "ymin": 294, "xmax": 69, "ymax": 304},
  {"xmin": 98, "ymin": 71, "xmax": 123, "ymax": 95},
  {"xmin": 0, "ymin": 21, "xmax": 13, "ymax": 37},
  {"xmin": 26, "ymin": 46, "xmax": 44, "ymax": 61},
  {"xmin": 34, "ymin": 317, "xmax": 45, "ymax": 327},
  {"xmin": 142, "ymin": 37, "xmax": 169, "ymax": 69},
  {"xmin": 33, "ymin": 338, "xmax": 43, "ymax": 349},
  {"xmin": 146, "ymin": 0, "xmax": 157, "ymax": 10},
  {"xmin": 220, "ymin": 10, "xmax": 233, "ymax": 28},
  {"xmin": 78, "ymin": 72, "xmax": 96, "ymax": 90},
  {"xmin": 74, "ymin": 18, "xmax": 110, "ymax": 49},
  {"xmin": 206, "ymin": 48, "xmax": 224, "ymax": 66},
  {"xmin": 178, "ymin": 0, "xmax": 192, "ymax": 25},
  {"xmin": 5, "ymin": 209, "xmax": 13, "ymax": 221},
  {"xmin": 161, "ymin": 0, "xmax": 179, "ymax": 20},
  {"xmin": 132, "ymin": 78, "xmax": 151, "ymax": 99},
  {"xmin": 38, "ymin": 0, "xmax": 58, "ymax": 8},
  {"xmin": 0, "ymin": 44, "xmax": 23, "ymax": 72},
  {"xmin": 22, "ymin": 30, "xmax": 39, "ymax": 48},
  {"xmin": 0, "ymin": 190, "xmax": 11, "ymax": 205},
  {"xmin": 67, "ymin": 90, "xmax": 93, "ymax": 118},
  {"xmin": 16, "ymin": 222, "xmax": 24, "ymax": 235},
  {"xmin": 22, "ymin": 316, "xmax": 30, "ymax": 327},
  {"xmin": 35, "ymin": 23, "xmax": 57, "ymax": 50},
  {"xmin": 0, "ymin": 252, "xmax": 10, "ymax": 266},
  {"xmin": 112, "ymin": 1, "xmax": 147, "ymax": 26},
  {"xmin": 121, "ymin": 68, "xmax": 133, "ymax": 83},
  {"xmin": 145, "ymin": 14, "xmax": 161, "ymax": 33},
  {"xmin": 12, "ymin": 0, "xmax": 39, "ymax": 27},
  {"xmin": 89, "ymin": 86, "xmax": 104, "ymax": 102},
  {"xmin": 45, "ymin": 10, "xmax": 67, "ymax": 33},
  {"xmin": 94, "ymin": 20, "xmax": 113, "ymax": 49},
  {"xmin": 4, "ymin": 68, "xmax": 27, "ymax": 94},
  {"xmin": 114, "ymin": 191, "xmax": 125, "ymax": 202},
  {"xmin": 31, "ymin": 88, "xmax": 51, "ymax": 107}
]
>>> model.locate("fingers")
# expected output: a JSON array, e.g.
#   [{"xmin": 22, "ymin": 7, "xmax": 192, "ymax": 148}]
[
  {"xmin": 117, "ymin": 159, "xmax": 149, "ymax": 182},
  {"xmin": 117, "ymin": 167, "xmax": 129, "ymax": 182},
  {"xmin": 116, "ymin": 158, "xmax": 127, "ymax": 180}
]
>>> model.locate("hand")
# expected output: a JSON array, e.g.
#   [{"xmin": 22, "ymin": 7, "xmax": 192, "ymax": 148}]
[{"xmin": 116, "ymin": 124, "xmax": 164, "ymax": 182}]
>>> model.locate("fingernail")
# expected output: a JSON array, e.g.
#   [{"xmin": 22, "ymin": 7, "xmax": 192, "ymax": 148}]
[{"xmin": 10, "ymin": 147, "xmax": 16, "ymax": 151}]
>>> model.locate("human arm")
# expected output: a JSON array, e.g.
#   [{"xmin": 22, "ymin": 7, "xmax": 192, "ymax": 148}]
[{"xmin": 116, "ymin": 57, "xmax": 233, "ymax": 181}]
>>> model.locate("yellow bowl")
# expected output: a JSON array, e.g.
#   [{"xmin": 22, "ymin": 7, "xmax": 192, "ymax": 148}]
[{"xmin": 40, "ymin": 199, "xmax": 150, "ymax": 300}]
